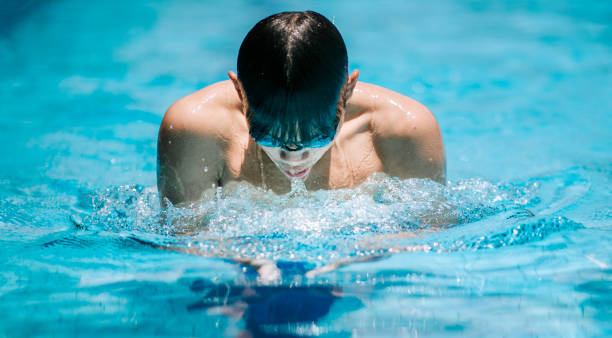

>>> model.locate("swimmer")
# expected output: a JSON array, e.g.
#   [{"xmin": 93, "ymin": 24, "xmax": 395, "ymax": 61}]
[{"xmin": 157, "ymin": 11, "xmax": 445, "ymax": 206}]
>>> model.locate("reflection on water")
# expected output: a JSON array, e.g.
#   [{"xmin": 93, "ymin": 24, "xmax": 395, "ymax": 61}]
[{"xmin": 186, "ymin": 277, "xmax": 362, "ymax": 337}]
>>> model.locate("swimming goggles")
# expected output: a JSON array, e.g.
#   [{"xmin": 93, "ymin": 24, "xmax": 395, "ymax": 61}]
[{"xmin": 251, "ymin": 128, "xmax": 336, "ymax": 151}]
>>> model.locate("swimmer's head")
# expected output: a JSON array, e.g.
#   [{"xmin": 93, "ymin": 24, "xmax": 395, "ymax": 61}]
[{"xmin": 235, "ymin": 11, "xmax": 349, "ymax": 150}]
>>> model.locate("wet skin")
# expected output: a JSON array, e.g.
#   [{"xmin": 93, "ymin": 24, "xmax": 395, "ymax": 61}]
[{"xmin": 157, "ymin": 70, "xmax": 446, "ymax": 206}]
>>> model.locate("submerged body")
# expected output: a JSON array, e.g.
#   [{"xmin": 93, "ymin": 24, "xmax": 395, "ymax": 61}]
[{"xmin": 157, "ymin": 77, "xmax": 446, "ymax": 205}]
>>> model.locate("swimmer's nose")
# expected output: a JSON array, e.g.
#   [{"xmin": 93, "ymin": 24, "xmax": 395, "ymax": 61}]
[
  {"xmin": 280, "ymin": 149, "xmax": 309, "ymax": 162},
  {"xmin": 281, "ymin": 142, "xmax": 303, "ymax": 152}
]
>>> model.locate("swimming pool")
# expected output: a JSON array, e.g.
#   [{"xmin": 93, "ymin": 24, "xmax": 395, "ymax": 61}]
[{"xmin": 1, "ymin": 0, "xmax": 610, "ymax": 336}]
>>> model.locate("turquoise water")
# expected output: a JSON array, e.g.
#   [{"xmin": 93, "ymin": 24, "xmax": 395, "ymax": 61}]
[{"xmin": 1, "ymin": 0, "xmax": 611, "ymax": 336}]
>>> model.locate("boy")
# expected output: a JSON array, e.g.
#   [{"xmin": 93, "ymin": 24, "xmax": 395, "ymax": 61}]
[{"xmin": 157, "ymin": 11, "xmax": 445, "ymax": 205}]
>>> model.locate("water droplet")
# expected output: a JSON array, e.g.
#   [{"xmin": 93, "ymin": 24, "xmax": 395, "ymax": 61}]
[
  {"xmin": 204, "ymin": 166, "xmax": 208, "ymax": 173},
  {"xmin": 168, "ymin": 140, "xmax": 172, "ymax": 144},
  {"xmin": 288, "ymin": 178, "xmax": 308, "ymax": 197},
  {"xmin": 169, "ymin": 124, "xmax": 173, "ymax": 129}
]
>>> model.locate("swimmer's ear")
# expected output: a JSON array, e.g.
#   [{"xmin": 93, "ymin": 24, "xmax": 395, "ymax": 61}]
[
  {"xmin": 228, "ymin": 71, "xmax": 247, "ymax": 111},
  {"xmin": 343, "ymin": 70, "xmax": 360, "ymax": 102}
]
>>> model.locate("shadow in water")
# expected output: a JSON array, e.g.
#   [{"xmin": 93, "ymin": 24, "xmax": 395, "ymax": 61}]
[{"xmin": 187, "ymin": 278, "xmax": 361, "ymax": 337}]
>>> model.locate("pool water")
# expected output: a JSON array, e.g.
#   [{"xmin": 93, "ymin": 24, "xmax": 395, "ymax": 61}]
[{"xmin": 1, "ymin": 0, "xmax": 611, "ymax": 336}]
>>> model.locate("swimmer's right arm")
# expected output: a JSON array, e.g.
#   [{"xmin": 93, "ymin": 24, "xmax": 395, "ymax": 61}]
[{"xmin": 156, "ymin": 100, "xmax": 225, "ymax": 207}]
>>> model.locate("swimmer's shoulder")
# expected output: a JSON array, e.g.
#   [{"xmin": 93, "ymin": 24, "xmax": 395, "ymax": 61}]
[
  {"xmin": 157, "ymin": 81, "xmax": 245, "ymax": 205},
  {"xmin": 350, "ymin": 82, "xmax": 439, "ymax": 138},
  {"xmin": 351, "ymin": 81, "xmax": 446, "ymax": 182},
  {"xmin": 160, "ymin": 80, "xmax": 243, "ymax": 138}
]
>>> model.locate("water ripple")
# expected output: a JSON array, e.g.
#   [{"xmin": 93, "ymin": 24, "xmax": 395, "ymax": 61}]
[{"xmin": 78, "ymin": 173, "xmax": 584, "ymax": 267}]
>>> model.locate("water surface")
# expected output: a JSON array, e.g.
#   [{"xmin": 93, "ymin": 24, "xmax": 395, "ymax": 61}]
[{"xmin": 1, "ymin": 0, "xmax": 610, "ymax": 336}]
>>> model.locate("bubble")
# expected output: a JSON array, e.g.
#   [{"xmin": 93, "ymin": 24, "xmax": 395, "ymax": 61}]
[{"xmin": 79, "ymin": 174, "xmax": 563, "ymax": 268}]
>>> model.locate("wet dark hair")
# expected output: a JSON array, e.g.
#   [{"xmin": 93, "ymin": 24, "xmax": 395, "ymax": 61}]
[{"xmin": 237, "ymin": 11, "xmax": 348, "ymax": 148}]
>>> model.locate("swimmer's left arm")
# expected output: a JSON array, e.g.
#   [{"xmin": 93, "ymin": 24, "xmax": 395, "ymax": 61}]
[{"xmin": 372, "ymin": 99, "xmax": 446, "ymax": 184}]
